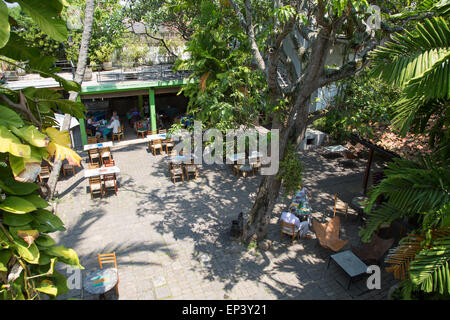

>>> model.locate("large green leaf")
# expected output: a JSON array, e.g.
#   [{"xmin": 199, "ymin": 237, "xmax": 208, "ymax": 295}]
[
  {"xmin": 2, "ymin": 212, "xmax": 34, "ymax": 227},
  {"xmin": 9, "ymin": 125, "xmax": 49, "ymax": 148},
  {"xmin": 40, "ymin": 99, "xmax": 86, "ymax": 119},
  {"xmin": 32, "ymin": 209, "xmax": 66, "ymax": 232},
  {"xmin": 22, "ymin": 194, "xmax": 48, "ymax": 209},
  {"xmin": 0, "ymin": 250, "xmax": 12, "ymax": 272},
  {"xmin": 51, "ymin": 270, "xmax": 69, "ymax": 296},
  {"xmin": 0, "ymin": 196, "xmax": 37, "ymax": 214},
  {"xmin": 0, "ymin": 0, "xmax": 9, "ymax": 49},
  {"xmin": 38, "ymin": 252, "xmax": 53, "ymax": 265},
  {"xmin": 0, "ymin": 125, "xmax": 31, "ymax": 158},
  {"xmin": 35, "ymin": 279, "xmax": 58, "ymax": 296},
  {"xmin": 0, "ymin": 105, "xmax": 24, "ymax": 128},
  {"xmin": 0, "ymin": 33, "xmax": 56, "ymax": 71},
  {"xmin": 35, "ymin": 234, "xmax": 55, "ymax": 248},
  {"xmin": 15, "ymin": 239, "xmax": 39, "ymax": 264},
  {"xmin": 0, "ymin": 178, "xmax": 39, "ymax": 195},
  {"xmin": 44, "ymin": 245, "xmax": 83, "ymax": 269},
  {"xmin": 15, "ymin": 0, "xmax": 67, "ymax": 42}
]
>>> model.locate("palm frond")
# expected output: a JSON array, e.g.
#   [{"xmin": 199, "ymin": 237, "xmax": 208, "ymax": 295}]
[
  {"xmin": 385, "ymin": 234, "xmax": 425, "ymax": 280},
  {"xmin": 370, "ymin": 17, "xmax": 450, "ymax": 88},
  {"xmin": 359, "ymin": 203, "xmax": 404, "ymax": 242},
  {"xmin": 409, "ymin": 232, "xmax": 450, "ymax": 294}
]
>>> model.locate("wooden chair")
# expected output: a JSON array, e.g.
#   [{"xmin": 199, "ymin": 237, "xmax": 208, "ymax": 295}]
[
  {"xmin": 150, "ymin": 139, "xmax": 163, "ymax": 156},
  {"xmin": 99, "ymin": 147, "xmax": 112, "ymax": 164},
  {"xmin": 38, "ymin": 165, "xmax": 51, "ymax": 182},
  {"xmin": 103, "ymin": 160, "xmax": 115, "ymax": 167},
  {"xmin": 87, "ymin": 137, "xmax": 98, "ymax": 144},
  {"xmin": 88, "ymin": 162, "xmax": 99, "ymax": 169},
  {"xmin": 165, "ymin": 137, "xmax": 174, "ymax": 154},
  {"xmin": 88, "ymin": 149, "xmax": 101, "ymax": 164},
  {"xmin": 103, "ymin": 173, "xmax": 118, "ymax": 196},
  {"xmin": 98, "ymin": 252, "xmax": 119, "ymax": 296},
  {"xmin": 232, "ymin": 164, "xmax": 241, "ymax": 176},
  {"xmin": 158, "ymin": 129, "xmax": 167, "ymax": 134},
  {"xmin": 312, "ymin": 216, "xmax": 348, "ymax": 252},
  {"xmin": 147, "ymin": 130, "xmax": 157, "ymax": 136},
  {"xmin": 62, "ymin": 163, "xmax": 76, "ymax": 177},
  {"xmin": 167, "ymin": 149, "xmax": 177, "ymax": 156},
  {"xmin": 281, "ymin": 220, "xmax": 300, "ymax": 245},
  {"xmin": 88, "ymin": 176, "xmax": 103, "ymax": 199},
  {"xmin": 333, "ymin": 194, "xmax": 349, "ymax": 220},
  {"xmin": 170, "ymin": 163, "xmax": 184, "ymax": 183},
  {"xmin": 112, "ymin": 125, "xmax": 124, "ymax": 142},
  {"xmin": 250, "ymin": 157, "xmax": 262, "ymax": 175},
  {"xmin": 136, "ymin": 122, "xmax": 146, "ymax": 138},
  {"xmin": 86, "ymin": 128, "xmax": 94, "ymax": 137},
  {"xmin": 184, "ymin": 163, "xmax": 198, "ymax": 180}
]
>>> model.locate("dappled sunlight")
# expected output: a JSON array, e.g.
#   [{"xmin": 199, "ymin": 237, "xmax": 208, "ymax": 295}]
[{"xmin": 52, "ymin": 142, "xmax": 397, "ymax": 299}]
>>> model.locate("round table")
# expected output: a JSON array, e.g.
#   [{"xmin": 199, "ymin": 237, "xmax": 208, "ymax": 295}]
[{"xmin": 83, "ymin": 268, "xmax": 118, "ymax": 299}]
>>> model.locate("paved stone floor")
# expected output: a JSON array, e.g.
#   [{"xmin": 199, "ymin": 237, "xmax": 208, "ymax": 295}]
[{"xmin": 53, "ymin": 142, "xmax": 398, "ymax": 300}]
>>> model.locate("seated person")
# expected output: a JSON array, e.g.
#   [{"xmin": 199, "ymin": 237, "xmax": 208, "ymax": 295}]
[
  {"xmin": 281, "ymin": 208, "xmax": 312, "ymax": 239},
  {"xmin": 102, "ymin": 118, "xmax": 121, "ymax": 140},
  {"xmin": 86, "ymin": 114, "xmax": 97, "ymax": 135}
]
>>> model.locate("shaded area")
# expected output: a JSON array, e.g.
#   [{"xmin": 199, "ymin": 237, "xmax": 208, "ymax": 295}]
[{"xmin": 53, "ymin": 144, "xmax": 398, "ymax": 300}]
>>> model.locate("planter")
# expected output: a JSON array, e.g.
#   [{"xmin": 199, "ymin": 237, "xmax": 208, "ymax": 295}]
[
  {"xmin": 17, "ymin": 68, "xmax": 26, "ymax": 76},
  {"xmin": 102, "ymin": 61, "xmax": 113, "ymax": 71},
  {"xmin": 4, "ymin": 71, "xmax": 19, "ymax": 81},
  {"xmin": 83, "ymin": 67, "xmax": 93, "ymax": 81}
]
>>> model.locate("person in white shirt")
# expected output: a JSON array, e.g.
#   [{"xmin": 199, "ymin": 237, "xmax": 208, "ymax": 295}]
[
  {"xmin": 102, "ymin": 119, "xmax": 121, "ymax": 139},
  {"xmin": 281, "ymin": 208, "xmax": 312, "ymax": 239}
]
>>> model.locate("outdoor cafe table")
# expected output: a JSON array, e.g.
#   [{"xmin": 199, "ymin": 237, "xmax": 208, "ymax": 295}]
[
  {"xmin": 327, "ymin": 250, "xmax": 368, "ymax": 290},
  {"xmin": 83, "ymin": 141, "xmax": 113, "ymax": 151},
  {"xmin": 146, "ymin": 133, "xmax": 167, "ymax": 141},
  {"xmin": 83, "ymin": 267, "xmax": 118, "ymax": 299},
  {"xmin": 227, "ymin": 152, "xmax": 262, "ymax": 163},
  {"xmin": 84, "ymin": 166, "xmax": 120, "ymax": 178},
  {"xmin": 226, "ymin": 153, "xmax": 246, "ymax": 163}
]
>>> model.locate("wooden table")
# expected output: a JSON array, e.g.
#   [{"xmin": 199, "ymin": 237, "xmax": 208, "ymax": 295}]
[
  {"xmin": 83, "ymin": 268, "xmax": 118, "ymax": 299},
  {"xmin": 83, "ymin": 141, "xmax": 113, "ymax": 151},
  {"xmin": 226, "ymin": 153, "xmax": 246, "ymax": 163},
  {"xmin": 328, "ymin": 250, "xmax": 368, "ymax": 290},
  {"xmin": 146, "ymin": 133, "xmax": 167, "ymax": 141},
  {"xmin": 84, "ymin": 166, "xmax": 120, "ymax": 178}
]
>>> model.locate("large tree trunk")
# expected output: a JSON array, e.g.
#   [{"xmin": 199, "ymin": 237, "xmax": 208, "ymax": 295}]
[
  {"xmin": 243, "ymin": 94, "xmax": 311, "ymax": 243},
  {"xmin": 46, "ymin": 0, "xmax": 95, "ymax": 200}
]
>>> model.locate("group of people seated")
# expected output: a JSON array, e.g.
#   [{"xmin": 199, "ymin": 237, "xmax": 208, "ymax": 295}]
[{"xmin": 86, "ymin": 111, "xmax": 121, "ymax": 140}]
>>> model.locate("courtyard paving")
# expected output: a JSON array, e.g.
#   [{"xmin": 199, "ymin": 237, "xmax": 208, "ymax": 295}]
[{"xmin": 53, "ymin": 141, "xmax": 398, "ymax": 300}]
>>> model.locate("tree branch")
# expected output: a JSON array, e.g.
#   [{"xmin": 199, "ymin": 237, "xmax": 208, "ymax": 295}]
[
  {"xmin": 0, "ymin": 93, "xmax": 41, "ymax": 128},
  {"xmin": 229, "ymin": 0, "xmax": 266, "ymax": 72}
]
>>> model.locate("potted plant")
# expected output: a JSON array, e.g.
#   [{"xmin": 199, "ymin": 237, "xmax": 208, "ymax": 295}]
[
  {"xmin": 3, "ymin": 66, "xmax": 18, "ymax": 81},
  {"xmin": 83, "ymin": 62, "xmax": 94, "ymax": 80},
  {"xmin": 95, "ymin": 44, "xmax": 115, "ymax": 71}
]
